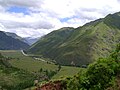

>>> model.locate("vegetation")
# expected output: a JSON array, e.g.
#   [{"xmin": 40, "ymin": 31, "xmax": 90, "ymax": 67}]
[
  {"xmin": 0, "ymin": 53, "xmax": 35, "ymax": 90},
  {"xmin": 104, "ymin": 12, "xmax": 120, "ymax": 29},
  {"xmin": 0, "ymin": 12, "xmax": 120, "ymax": 90},
  {"xmin": 0, "ymin": 50, "xmax": 81, "ymax": 89},
  {"xmin": 28, "ymin": 12, "xmax": 120, "ymax": 66},
  {"xmin": 52, "ymin": 66, "xmax": 81, "ymax": 79},
  {"xmin": 1, "ymin": 50, "xmax": 58, "ymax": 72},
  {"xmin": 65, "ymin": 43, "xmax": 120, "ymax": 90},
  {"xmin": 27, "ymin": 27, "xmax": 75, "ymax": 65},
  {"xmin": 32, "ymin": 44, "xmax": 120, "ymax": 90}
]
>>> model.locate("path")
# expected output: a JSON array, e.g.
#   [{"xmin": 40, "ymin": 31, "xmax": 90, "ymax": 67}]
[
  {"xmin": 21, "ymin": 50, "xmax": 29, "ymax": 56},
  {"xmin": 34, "ymin": 57, "xmax": 47, "ymax": 62},
  {"xmin": 21, "ymin": 50, "xmax": 47, "ymax": 63}
]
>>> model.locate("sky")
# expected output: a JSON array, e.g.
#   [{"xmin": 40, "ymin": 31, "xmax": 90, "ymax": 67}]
[{"xmin": 0, "ymin": 0, "xmax": 120, "ymax": 38}]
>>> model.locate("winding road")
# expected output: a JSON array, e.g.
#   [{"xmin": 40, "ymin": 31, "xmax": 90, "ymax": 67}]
[
  {"xmin": 21, "ymin": 50, "xmax": 47, "ymax": 63},
  {"xmin": 21, "ymin": 50, "xmax": 29, "ymax": 56}
]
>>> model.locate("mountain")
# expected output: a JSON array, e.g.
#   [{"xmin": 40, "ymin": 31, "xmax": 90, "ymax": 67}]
[
  {"xmin": 0, "ymin": 31, "xmax": 29, "ymax": 50},
  {"xmin": 28, "ymin": 27, "xmax": 75, "ymax": 54},
  {"xmin": 28, "ymin": 12, "xmax": 120, "ymax": 66},
  {"xmin": 5, "ymin": 32, "xmax": 23, "ymax": 40},
  {"xmin": 23, "ymin": 37, "xmax": 40, "ymax": 45},
  {"xmin": 6, "ymin": 32, "xmax": 39, "ymax": 45}
]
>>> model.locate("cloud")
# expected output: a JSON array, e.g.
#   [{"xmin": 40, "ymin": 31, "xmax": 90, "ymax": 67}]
[
  {"xmin": 0, "ymin": 0, "xmax": 43, "ymax": 8},
  {"xmin": 8, "ymin": 28, "xmax": 51, "ymax": 38},
  {"xmin": 0, "ymin": 20, "xmax": 54, "ymax": 29},
  {"xmin": 0, "ymin": 0, "xmax": 120, "ymax": 38}
]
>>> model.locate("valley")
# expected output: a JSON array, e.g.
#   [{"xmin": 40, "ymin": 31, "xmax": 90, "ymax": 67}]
[
  {"xmin": 0, "ymin": 11, "xmax": 120, "ymax": 90},
  {"xmin": 0, "ymin": 50, "xmax": 81, "ymax": 90},
  {"xmin": 28, "ymin": 12, "xmax": 120, "ymax": 66}
]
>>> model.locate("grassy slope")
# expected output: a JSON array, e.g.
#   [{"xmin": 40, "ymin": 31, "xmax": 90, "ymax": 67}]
[
  {"xmin": 56, "ymin": 20, "xmax": 120, "ymax": 65},
  {"xmin": 52, "ymin": 66, "xmax": 82, "ymax": 79},
  {"xmin": 28, "ymin": 27, "xmax": 75, "ymax": 58},
  {"xmin": 28, "ymin": 12, "xmax": 120, "ymax": 66},
  {"xmin": 65, "ymin": 44, "xmax": 120, "ymax": 90}
]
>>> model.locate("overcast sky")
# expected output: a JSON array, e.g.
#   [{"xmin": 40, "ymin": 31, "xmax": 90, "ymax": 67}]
[{"xmin": 0, "ymin": 0, "xmax": 120, "ymax": 38}]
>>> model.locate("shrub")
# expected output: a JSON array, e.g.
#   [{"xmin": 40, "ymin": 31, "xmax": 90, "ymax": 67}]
[{"xmin": 66, "ymin": 43, "xmax": 120, "ymax": 90}]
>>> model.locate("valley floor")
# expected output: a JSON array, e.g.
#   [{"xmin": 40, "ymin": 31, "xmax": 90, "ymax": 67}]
[{"xmin": 0, "ymin": 50, "xmax": 81, "ymax": 90}]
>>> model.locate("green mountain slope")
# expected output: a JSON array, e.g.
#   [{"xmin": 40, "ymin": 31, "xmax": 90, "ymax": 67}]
[
  {"xmin": 28, "ymin": 27, "xmax": 74, "ymax": 55},
  {"xmin": 28, "ymin": 12, "xmax": 120, "ymax": 66},
  {"xmin": 65, "ymin": 44, "xmax": 120, "ymax": 90},
  {"xmin": 0, "ymin": 31, "xmax": 29, "ymax": 50}
]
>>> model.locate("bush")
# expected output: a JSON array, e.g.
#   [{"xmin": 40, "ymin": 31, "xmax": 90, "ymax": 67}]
[{"xmin": 66, "ymin": 43, "xmax": 120, "ymax": 90}]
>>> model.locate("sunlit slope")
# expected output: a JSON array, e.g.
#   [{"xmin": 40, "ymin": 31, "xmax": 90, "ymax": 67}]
[{"xmin": 28, "ymin": 12, "xmax": 120, "ymax": 66}]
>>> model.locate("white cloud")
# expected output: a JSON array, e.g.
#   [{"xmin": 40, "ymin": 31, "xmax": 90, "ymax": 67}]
[
  {"xmin": 9, "ymin": 28, "xmax": 50, "ymax": 38},
  {"xmin": 0, "ymin": 0, "xmax": 43, "ymax": 8},
  {"xmin": 0, "ymin": 20, "xmax": 54, "ymax": 29},
  {"xmin": 0, "ymin": 0, "xmax": 120, "ymax": 38}
]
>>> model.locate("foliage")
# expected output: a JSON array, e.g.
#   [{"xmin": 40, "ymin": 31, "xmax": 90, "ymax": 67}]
[
  {"xmin": 0, "ymin": 65, "xmax": 35, "ymax": 90},
  {"xmin": 66, "ymin": 44, "xmax": 120, "ymax": 90},
  {"xmin": 0, "ymin": 53, "xmax": 35, "ymax": 90},
  {"xmin": 0, "ymin": 50, "xmax": 81, "ymax": 89}
]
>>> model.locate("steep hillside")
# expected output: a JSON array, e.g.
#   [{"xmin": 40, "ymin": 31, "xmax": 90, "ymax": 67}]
[
  {"xmin": 28, "ymin": 27, "xmax": 74, "ymax": 55},
  {"xmin": 35, "ymin": 44, "xmax": 120, "ymax": 90},
  {"xmin": 0, "ymin": 31, "xmax": 29, "ymax": 50},
  {"xmin": 28, "ymin": 12, "xmax": 120, "ymax": 66},
  {"xmin": 65, "ymin": 43, "xmax": 120, "ymax": 90}
]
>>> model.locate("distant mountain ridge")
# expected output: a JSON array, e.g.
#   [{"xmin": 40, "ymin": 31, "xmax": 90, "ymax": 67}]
[
  {"xmin": 23, "ymin": 37, "xmax": 40, "ymax": 45},
  {"xmin": 0, "ymin": 31, "xmax": 29, "ymax": 50},
  {"xmin": 5, "ymin": 32, "xmax": 23, "ymax": 40},
  {"xmin": 28, "ymin": 12, "xmax": 120, "ymax": 66},
  {"xmin": 5, "ymin": 32, "xmax": 39, "ymax": 45}
]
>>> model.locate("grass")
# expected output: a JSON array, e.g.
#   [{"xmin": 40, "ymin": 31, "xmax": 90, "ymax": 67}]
[
  {"xmin": 9, "ymin": 59, "xmax": 58, "ymax": 72},
  {"xmin": 0, "ymin": 64, "xmax": 35, "ymax": 90},
  {"xmin": 52, "ymin": 66, "xmax": 81, "ymax": 79},
  {"xmin": 0, "ymin": 50, "xmax": 81, "ymax": 77},
  {"xmin": 0, "ymin": 50, "xmax": 82, "ymax": 90},
  {"xmin": 0, "ymin": 50, "xmax": 58, "ymax": 72},
  {"xmin": 24, "ymin": 66, "xmax": 81, "ymax": 90}
]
